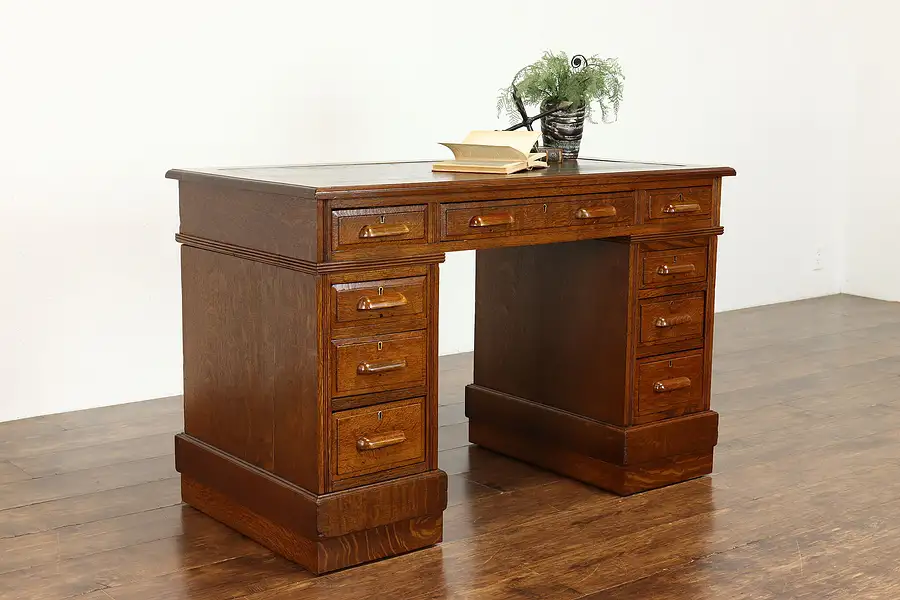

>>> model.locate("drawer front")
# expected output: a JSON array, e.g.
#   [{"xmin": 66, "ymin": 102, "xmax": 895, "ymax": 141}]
[
  {"xmin": 333, "ymin": 276, "xmax": 426, "ymax": 325},
  {"xmin": 441, "ymin": 193, "xmax": 635, "ymax": 241},
  {"xmin": 332, "ymin": 397, "xmax": 425, "ymax": 480},
  {"xmin": 332, "ymin": 205, "xmax": 426, "ymax": 252},
  {"xmin": 636, "ymin": 351, "xmax": 705, "ymax": 421},
  {"xmin": 549, "ymin": 193, "xmax": 636, "ymax": 228},
  {"xmin": 646, "ymin": 187, "xmax": 712, "ymax": 222},
  {"xmin": 642, "ymin": 247, "xmax": 709, "ymax": 288},
  {"xmin": 332, "ymin": 330, "xmax": 426, "ymax": 397},
  {"xmin": 639, "ymin": 293, "xmax": 705, "ymax": 346},
  {"xmin": 442, "ymin": 202, "xmax": 546, "ymax": 240}
]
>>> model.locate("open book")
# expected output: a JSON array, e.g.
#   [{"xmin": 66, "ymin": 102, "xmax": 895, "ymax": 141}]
[{"xmin": 432, "ymin": 130, "xmax": 547, "ymax": 175}]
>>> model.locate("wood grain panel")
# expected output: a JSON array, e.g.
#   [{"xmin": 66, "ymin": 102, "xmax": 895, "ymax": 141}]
[
  {"xmin": 472, "ymin": 239, "xmax": 632, "ymax": 426},
  {"xmin": 181, "ymin": 247, "xmax": 321, "ymax": 491},
  {"xmin": 178, "ymin": 181, "xmax": 319, "ymax": 261}
]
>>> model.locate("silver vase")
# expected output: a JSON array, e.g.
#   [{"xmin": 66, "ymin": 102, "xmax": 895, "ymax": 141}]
[{"xmin": 541, "ymin": 103, "xmax": 586, "ymax": 159}]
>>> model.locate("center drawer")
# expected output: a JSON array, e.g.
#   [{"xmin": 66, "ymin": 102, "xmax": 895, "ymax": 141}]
[
  {"xmin": 332, "ymin": 330, "xmax": 426, "ymax": 397},
  {"xmin": 440, "ymin": 193, "xmax": 635, "ymax": 241},
  {"xmin": 332, "ymin": 397, "xmax": 425, "ymax": 481}
]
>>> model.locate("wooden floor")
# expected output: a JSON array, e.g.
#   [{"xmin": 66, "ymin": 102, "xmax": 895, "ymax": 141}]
[{"xmin": 2, "ymin": 294, "xmax": 900, "ymax": 599}]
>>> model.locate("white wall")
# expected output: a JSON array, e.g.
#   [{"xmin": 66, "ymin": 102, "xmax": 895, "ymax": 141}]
[
  {"xmin": 0, "ymin": 0, "xmax": 864, "ymax": 421},
  {"xmin": 843, "ymin": 7, "xmax": 900, "ymax": 301}
]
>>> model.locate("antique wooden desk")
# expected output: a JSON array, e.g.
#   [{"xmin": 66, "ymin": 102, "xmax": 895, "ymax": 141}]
[{"xmin": 167, "ymin": 159, "xmax": 735, "ymax": 574}]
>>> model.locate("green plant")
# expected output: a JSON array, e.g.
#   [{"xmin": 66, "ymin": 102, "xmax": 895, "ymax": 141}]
[{"xmin": 497, "ymin": 51, "xmax": 624, "ymax": 124}]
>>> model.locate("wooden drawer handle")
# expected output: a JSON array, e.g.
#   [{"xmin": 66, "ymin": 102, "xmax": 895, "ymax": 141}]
[
  {"xmin": 469, "ymin": 213, "xmax": 514, "ymax": 227},
  {"xmin": 357, "ymin": 359, "xmax": 407, "ymax": 375},
  {"xmin": 357, "ymin": 292, "xmax": 408, "ymax": 311},
  {"xmin": 663, "ymin": 203, "xmax": 701, "ymax": 214},
  {"xmin": 654, "ymin": 314, "xmax": 693, "ymax": 328},
  {"xmin": 575, "ymin": 206, "xmax": 617, "ymax": 219},
  {"xmin": 359, "ymin": 223, "xmax": 410, "ymax": 239},
  {"xmin": 653, "ymin": 376, "xmax": 692, "ymax": 393},
  {"xmin": 357, "ymin": 431, "xmax": 407, "ymax": 451},
  {"xmin": 656, "ymin": 263, "xmax": 696, "ymax": 276}
]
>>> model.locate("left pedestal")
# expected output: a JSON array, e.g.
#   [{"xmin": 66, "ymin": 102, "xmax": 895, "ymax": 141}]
[{"xmin": 176, "ymin": 243, "xmax": 446, "ymax": 574}]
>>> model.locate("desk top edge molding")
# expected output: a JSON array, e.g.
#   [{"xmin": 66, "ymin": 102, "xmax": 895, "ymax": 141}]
[{"xmin": 166, "ymin": 158, "xmax": 737, "ymax": 198}]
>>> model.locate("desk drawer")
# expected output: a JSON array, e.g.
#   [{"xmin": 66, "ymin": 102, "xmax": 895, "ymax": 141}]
[
  {"xmin": 639, "ymin": 293, "xmax": 705, "ymax": 347},
  {"xmin": 636, "ymin": 351, "xmax": 705, "ymax": 423},
  {"xmin": 331, "ymin": 205, "xmax": 426, "ymax": 252},
  {"xmin": 642, "ymin": 247, "xmax": 709, "ymax": 288},
  {"xmin": 332, "ymin": 330, "xmax": 426, "ymax": 397},
  {"xmin": 332, "ymin": 276, "xmax": 426, "ymax": 326},
  {"xmin": 645, "ymin": 187, "xmax": 712, "ymax": 223},
  {"xmin": 440, "ymin": 193, "xmax": 634, "ymax": 241},
  {"xmin": 332, "ymin": 397, "xmax": 425, "ymax": 481}
]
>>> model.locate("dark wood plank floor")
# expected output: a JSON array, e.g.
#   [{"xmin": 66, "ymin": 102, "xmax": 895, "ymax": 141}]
[{"xmin": 2, "ymin": 294, "xmax": 900, "ymax": 599}]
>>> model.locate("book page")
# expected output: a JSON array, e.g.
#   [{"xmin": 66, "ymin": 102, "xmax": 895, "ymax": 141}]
[
  {"xmin": 439, "ymin": 143, "xmax": 527, "ymax": 162},
  {"xmin": 462, "ymin": 130, "xmax": 541, "ymax": 157}
]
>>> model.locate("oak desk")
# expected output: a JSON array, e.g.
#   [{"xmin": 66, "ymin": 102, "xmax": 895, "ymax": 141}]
[{"xmin": 167, "ymin": 159, "xmax": 736, "ymax": 574}]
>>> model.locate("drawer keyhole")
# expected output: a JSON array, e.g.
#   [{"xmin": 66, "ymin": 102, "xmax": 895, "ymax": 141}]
[
  {"xmin": 669, "ymin": 360, "xmax": 674, "ymax": 367},
  {"xmin": 673, "ymin": 256, "xmax": 678, "ymax": 264},
  {"xmin": 377, "ymin": 286, "xmax": 384, "ymax": 296},
  {"xmin": 542, "ymin": 203, "xmax": 548, "ymax": 213},
  {"xmin": 379, "ymin": 215, "xmax": 386, "ymax": 224},
  {"xmin": 377, "ymin": 411, "xmax": 383, "ymax": 421},
  {"xmin": 377, "ymin": 341, "xmax": 383, "ymax": 351}
]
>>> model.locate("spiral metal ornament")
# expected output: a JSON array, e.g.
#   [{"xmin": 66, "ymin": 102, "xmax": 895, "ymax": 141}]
[{"xmin": 571, "ymin": 54, "xmax": 587, "ymax": 70}]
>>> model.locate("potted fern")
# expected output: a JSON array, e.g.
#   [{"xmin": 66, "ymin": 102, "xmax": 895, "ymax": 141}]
[{"xmin": 497, "ymin": 51, "xmax": 624, "ymax": 159}]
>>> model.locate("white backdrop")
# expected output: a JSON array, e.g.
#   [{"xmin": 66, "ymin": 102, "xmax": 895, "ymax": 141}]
[{"xmin": 0, "ymin": 0, "xmax": 880, "ymax": 421}]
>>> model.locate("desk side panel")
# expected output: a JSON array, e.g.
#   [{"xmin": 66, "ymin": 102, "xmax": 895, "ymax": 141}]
[
  {"xmin": 179, "ymin": 181, "xmax": 320, "ymax": 261},
  {"xmin": 181, "ymin": 246, "xmax": 323, "ymax": 492}
]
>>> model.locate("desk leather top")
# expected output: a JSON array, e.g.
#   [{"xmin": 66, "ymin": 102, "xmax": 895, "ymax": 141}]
[{"xmin": 166, "ymin": 158, "xmax": 736, "ymax": 197}]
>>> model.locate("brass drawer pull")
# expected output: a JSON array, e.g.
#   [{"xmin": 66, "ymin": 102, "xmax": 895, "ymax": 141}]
[
  {"xmin": 357, "ymin": 292, "xmax": 408, "ymax": 311},
  {"xmin": 359, "ymin": 223, "xmax": 411, "ymax": 239},
  {"xmin": 357, "ymin": 359, "xmax": 407, "ymax": 375},
  {"xmin": 656, "ymin": 263, "xmax": 696, "ymax": 276},
  {"xmin": 654, "ymin": 314, "xmax": 693, "ymax": 328},
  {"xmin": 663, "ymin": 203, "xmax": 701, "ymax": 214},
  {"xmin": 356, "ymin": 431, "xmax": 407, "ymax": 451},
  {"xmin": 575, "ymin": 206, "xmax": 617, "ymax": 219},
  {"xmin": 653, "ymin": 376, "xmax": 692, "ymax": 393},
  {"xmin": 469, "ymin": 213, "xmax": 514, "ymax": 227}
]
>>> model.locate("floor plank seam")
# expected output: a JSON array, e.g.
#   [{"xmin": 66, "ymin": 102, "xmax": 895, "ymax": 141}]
[
  {"xmin": 8, "ymin": 452, "xmax": 178, "ymax": 480},
  {"xmin": 0, "ymin": 476, "xmax": 177, "ymax": 513},
  {"xmin": 0, "ymin": 492, "xmax": 182, "ymax": 541}
]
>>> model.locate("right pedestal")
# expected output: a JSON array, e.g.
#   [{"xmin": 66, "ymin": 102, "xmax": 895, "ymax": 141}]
[{"xmin": 465, "ymin": 234, "xmax": 720, "ymax": 496}]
